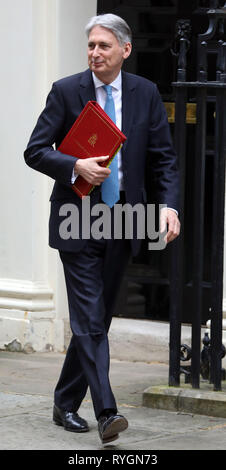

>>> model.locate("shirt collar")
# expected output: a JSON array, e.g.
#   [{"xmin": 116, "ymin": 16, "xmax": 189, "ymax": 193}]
[{"xmin": 92, "ymin": 71, "xmax": 122, "ymax": 91}]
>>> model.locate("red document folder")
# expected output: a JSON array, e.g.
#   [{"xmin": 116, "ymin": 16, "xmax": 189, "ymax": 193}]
[{"xmin": 58, "ymin": 100, "xmax": 127, "ymax": 198}]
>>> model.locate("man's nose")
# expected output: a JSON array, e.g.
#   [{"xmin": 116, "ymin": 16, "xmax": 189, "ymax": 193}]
[{"xmin": 92, "ymin": 45, "xmax": 100, "ymax": 57}]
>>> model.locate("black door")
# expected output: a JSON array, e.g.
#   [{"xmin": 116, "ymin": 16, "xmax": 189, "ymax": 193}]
[{"xmin": 97, "ymin": 0, "xmax": 224, "ymax": 323}]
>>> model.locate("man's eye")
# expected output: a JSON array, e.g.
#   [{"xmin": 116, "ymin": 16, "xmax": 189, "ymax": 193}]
[{"xmin": 88, "ymin": 43, "xmax": 110, "ymax": 50}]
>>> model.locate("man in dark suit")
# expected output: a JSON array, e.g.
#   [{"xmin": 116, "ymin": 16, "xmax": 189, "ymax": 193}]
[{"xmin": 24, "ymin": 13, "xmax": 180, "ymax": 444}]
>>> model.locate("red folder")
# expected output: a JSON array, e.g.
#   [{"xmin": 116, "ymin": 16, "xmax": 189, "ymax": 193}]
[{"xmin": 58, "ymin": 100, "xmax": 127, "ymax": 198}]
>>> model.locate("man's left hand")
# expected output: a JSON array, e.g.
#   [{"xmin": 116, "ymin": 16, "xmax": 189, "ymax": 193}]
[{"xmin": 160, "ymin": 208, "xmax": 180, "ymax": 244}]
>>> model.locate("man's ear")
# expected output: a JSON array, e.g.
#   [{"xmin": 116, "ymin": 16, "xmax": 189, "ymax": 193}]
[{"xmin": 123, "ymin": 42, "xmax": 132, "ymax": 60}]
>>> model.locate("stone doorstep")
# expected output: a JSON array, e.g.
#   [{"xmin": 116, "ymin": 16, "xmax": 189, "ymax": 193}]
[
  {"xmin": 143, "ymin": 384, "xmax": 226, "ymax": 419},
  {"xmin": 65, "ymin": 317, "xmax": 199, "ymax": 362},
  {"xmin": 65, "ymin": 317, "xmax": 226, "ymax": 365}
]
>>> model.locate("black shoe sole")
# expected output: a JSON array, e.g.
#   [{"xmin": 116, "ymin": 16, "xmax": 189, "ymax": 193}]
[
  {"xmin": 53, "ymin": 417, "xmax": 89, "ymax": 433},
  {"xmin": 102, "ymin": 416, "xmax": 128, "ymax": 440},
  {"xmin": 102, "ymin": 433, "xmax": 119, "ymax": 444}
]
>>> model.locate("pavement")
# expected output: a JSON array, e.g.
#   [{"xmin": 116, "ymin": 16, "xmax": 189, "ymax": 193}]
[{"xmin": 1, "ymin": 349, "xmax": 226, "ymax": 451}]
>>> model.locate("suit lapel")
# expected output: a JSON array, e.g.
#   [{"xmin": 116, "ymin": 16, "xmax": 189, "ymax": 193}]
[
  {"xmin": 79, "ymin": 69, "xmax": 96, "ymax": 107},
  {"xmin": 121, "ymin": 71, "xmax": 136, "ymax": 155}
]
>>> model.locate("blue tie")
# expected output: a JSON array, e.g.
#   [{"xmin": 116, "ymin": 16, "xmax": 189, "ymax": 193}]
[{"xmin": 101, "ymin": 85, "xmax": 119, "ymax": 207}]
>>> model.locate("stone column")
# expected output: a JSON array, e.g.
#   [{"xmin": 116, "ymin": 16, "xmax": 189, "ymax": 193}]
[{"xmin": 0, "ymin": 0, "xmax": 97, "ymax": 352}]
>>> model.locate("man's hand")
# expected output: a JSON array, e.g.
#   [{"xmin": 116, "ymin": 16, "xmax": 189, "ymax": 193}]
[
  {"xmin": 160, "ymin": 208, "xmax": 180, "ymax": 244},
  {"xmin": 74, "ymin": 155, "xmax": 111, "ymax": 185}
]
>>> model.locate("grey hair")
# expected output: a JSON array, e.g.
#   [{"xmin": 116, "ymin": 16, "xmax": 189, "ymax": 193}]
[{"xmin": 85, "ymin": 13, "xmax": 132, "ymax": 46}]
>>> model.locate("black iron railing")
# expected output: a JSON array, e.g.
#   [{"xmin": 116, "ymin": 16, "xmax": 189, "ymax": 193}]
[{"xmin": 169, "ymin": 3, "xmax": 226, "ymax": 391}]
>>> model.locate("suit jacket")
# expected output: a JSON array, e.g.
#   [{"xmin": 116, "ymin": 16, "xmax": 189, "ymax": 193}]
[{"xmin": 24, "ymin": 69, "xmax": 179, "ymax": 256}]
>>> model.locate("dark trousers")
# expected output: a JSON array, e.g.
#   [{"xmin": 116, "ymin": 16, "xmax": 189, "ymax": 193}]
[{"xmin": 54, "ymin": 232, "xmax": 130, "ymax": 420}]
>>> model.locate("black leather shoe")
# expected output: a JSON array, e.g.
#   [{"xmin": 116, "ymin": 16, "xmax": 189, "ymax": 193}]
[
  {"xmin": 98, "ymin": 414, "xmax": 128, "ymax": 444},
  {"xmin": 53, "ymin": 405, "xmax": 89, "ymax": 433}
]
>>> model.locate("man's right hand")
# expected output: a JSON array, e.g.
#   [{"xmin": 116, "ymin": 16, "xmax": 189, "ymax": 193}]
[{"xmin": 74, "ymin": 155, "xmax": 111, "ymax": 186}]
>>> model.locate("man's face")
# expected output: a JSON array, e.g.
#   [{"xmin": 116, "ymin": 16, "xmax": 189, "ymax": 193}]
[{"xmin": 87, "ymin": 25, "xmax": 131, "ymax": 83}]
